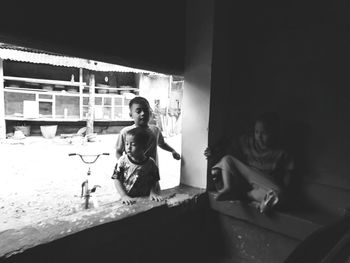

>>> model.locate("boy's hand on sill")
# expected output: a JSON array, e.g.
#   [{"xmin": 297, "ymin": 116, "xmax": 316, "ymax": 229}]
[
  {"xmin": 150, "ymin": 193, "xmax": 163, "ymax": 202},
  {"xmin": 172, "ymin": 151, "xmax": 181, "ymax": 160},
  {"xmin": 120, "ymin": 195, "xmax": 136, "ymax": 205}
]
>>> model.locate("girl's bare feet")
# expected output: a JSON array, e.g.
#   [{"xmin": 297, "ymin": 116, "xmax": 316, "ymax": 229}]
[
  {"xmin": 259, "ymin": 191, "xmax": 279, "ymax": 213},
  {"xmin": 211, "ymin": 168, "xmax": 223, "ymax": 191},
  {"xmin": 211, "ymin": 167, "xmax": 221, "ymax": 179}
]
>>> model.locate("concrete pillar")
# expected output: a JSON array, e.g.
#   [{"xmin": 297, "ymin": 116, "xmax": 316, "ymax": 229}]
[{"xmin": 180, "ymin": 0, "xmax": 214, "ymax": 188}]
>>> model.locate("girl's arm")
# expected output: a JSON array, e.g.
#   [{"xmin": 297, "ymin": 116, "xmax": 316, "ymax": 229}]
[
  {"xmin": 280, "ymin": 152, "xmax": 295, "ymax": 188},
  {"xmin": 282, "ymin": 170, "xmax": 293, "ymax": 188},
  {"xmin": 204, "ymin": 138, "xmax": 229, "ymax": 159}
]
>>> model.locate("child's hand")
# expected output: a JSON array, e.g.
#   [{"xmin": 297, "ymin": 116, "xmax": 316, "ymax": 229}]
[
  {"xmin": 204, "ymin": 147, "xmax": 212, "ymax": 159},
  {"xmin": 172, "ymin": 151, "xmax": 181, "ymax": 160},
  {"xmin": 150, "ymin": 193, "xmax": 163, "ymax": 202},
  {"xmin": 120, "ymin": 195, "xmax": 136, "ymax": 205}
]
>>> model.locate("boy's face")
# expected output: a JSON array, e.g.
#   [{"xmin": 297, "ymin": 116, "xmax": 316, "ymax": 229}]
[
  {"xmin": 254, "ymin": 121, "xmax": 272, "ymax": 149},
  {"xmin": 129, "ymin": 103, "xmax": 150, "ymax": 126},
  {"xmin": 125, "ymin": 135, "xmax": 145, "ymax": 158}
]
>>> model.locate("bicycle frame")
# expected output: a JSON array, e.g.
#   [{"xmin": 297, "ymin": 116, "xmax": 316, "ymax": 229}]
[{"xmin": 69, "ymin": 153, "xmax": 110, "ymax": 209}]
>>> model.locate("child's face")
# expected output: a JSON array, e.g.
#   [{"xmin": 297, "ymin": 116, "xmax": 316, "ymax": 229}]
[
  {"xmin": 254, "ymin": 121, "xmax": 272, "ymax": 149},
  {"xmin": 125, "ymin": 135, "xmax": 145, "ymax": 158},
  {"xmin": 129, "ymin": 103, "xmax": 150, "ymax": 126}
]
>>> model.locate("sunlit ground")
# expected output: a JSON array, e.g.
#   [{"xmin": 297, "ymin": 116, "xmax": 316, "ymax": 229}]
[{"xmin": 0, "ymin": 133, "xmax": 181, "ymax": 232}]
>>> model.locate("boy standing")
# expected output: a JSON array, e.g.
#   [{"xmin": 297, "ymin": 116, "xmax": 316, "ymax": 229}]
[
  {"xmin": 116, "ymin": 96, "xmax": 180, "ymax": 194},
  {"xmin": 112, "ymin": 127, "xmax": 162, "ymax": 205},
  {"xmin": 116, "ymin": 96, "xmax": 180, "ymax": 164}
]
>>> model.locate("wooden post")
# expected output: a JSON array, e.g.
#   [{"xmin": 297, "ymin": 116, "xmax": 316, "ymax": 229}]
[
  {"xmin": 109, "ymin": 72, "xmax": 117, "ymax": 88},
  {"xmin": 0, "ymin": 58, "xmax": 6, "ymax": 139},
  {"xmin": 167, "ymin": 75, "xmax": 173, "ymax": 136},
  {"xmin": 79, "ymin": 68, "xmax": 83, "ymax": 120},
  {"xmin": 86, "ymin": 73, "xmax": 95, "ymax": 135}
]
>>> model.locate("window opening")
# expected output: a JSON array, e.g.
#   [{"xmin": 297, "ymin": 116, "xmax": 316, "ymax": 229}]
[{"xmin": 0, "ymin": 42, "xmax": 183, "ymax": 232}]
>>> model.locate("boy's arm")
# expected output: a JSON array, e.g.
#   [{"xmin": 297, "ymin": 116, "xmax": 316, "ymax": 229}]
[
  {"xmin": 149, "ymin": 183, "xmax": 163, "ymax": 201},
  {"xmin": 115, "ymin": 132, "xmax": 125, "ymax": 159},
  {"xmin": 158, "ymin": 142, "xmax": 180, "ymax": 159},
  {"xmin": 112, "ymin": 157, "xmax": 135, "ymax": 205},
  {"xmin": 157, "ymin": 132, "xmax": 181, "ymax": 160},
  {"xmin": 149, "ymin": 166, "xmax": 162, "ymax": 202},
  {"xmin": 116, "ymin": 148, "xmax": 123, "ymax": 159},
  {"xmin": 113, "ymin": 179, "xmax": 127, "ymax": 197},
  {"xmin": 113, "ymin": 180, "xmax": 135, "ymax": 205}
]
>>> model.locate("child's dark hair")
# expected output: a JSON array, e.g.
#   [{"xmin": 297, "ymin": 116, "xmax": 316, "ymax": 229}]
[
  {"xmin": 129, "ymin": 96, "xmax": 150, "ymax": 109},
  {"xmin": 255, "ymin": 112, "xmax": 280, "ymax": 136},
  {"xmin": 126, "ymin": 127, "xmax": 150, "ymax": 148}
]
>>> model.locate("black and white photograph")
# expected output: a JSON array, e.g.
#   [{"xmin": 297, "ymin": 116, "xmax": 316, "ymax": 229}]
[{"xmin": 1, "ymin": 1, "xmax": 350, "ymax": 263}]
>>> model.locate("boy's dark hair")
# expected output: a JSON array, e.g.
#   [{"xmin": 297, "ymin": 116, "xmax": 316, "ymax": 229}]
[
  {"xmin": 129, "ymin": 96, "xmax": 150, "ymax": 109},
  {"xmin": 255, "ymin": 112, "xmax": 280, "ymax": 135},
  {"xmin": 126, "ymin": 127, "xmax": 150, "ymax": 148}
]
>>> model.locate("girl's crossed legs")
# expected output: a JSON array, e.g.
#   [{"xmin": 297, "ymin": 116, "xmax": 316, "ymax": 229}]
[{"xmin": 212, "ymin": 155, "xmax": 281, "ymax": 212}]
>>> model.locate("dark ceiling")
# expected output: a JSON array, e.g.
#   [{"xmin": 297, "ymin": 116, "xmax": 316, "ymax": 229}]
[{"xmin": 0, "ymin": 1, "xmax": 186, "ymax": 75}]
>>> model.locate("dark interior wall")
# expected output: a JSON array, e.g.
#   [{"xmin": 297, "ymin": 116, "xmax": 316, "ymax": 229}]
[
  {"xmin": 0, "ymin": 1, "xmax": 185, "ymax": 75},
  {"xmin": 210, "ymin": 2, "xmax": 350, "ymax": 191}
]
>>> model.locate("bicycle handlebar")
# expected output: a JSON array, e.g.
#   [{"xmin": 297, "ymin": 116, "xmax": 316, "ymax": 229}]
[{"xmin": 68, "ymin": 153, "xmax": 110, "ymax": 164}]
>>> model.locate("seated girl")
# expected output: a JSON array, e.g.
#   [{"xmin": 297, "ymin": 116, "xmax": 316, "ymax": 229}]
[{"xmin": 204, "ymin": 112, "xmax": 294, "ymax": 213}]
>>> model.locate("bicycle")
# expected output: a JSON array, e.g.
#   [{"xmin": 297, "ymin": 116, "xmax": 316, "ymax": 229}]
[{"xmin": 68, "ymin": 152, "xmax": 110, "ymax": 209}]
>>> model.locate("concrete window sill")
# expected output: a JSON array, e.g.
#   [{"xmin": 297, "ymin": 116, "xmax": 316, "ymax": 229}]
[
  {"xmin": 0, "ymin": 185, "xmax": 205, "ymax": 259},
  {"xmin": 207, "ymin": 191, "xmax": 328, "ymax": 240}
]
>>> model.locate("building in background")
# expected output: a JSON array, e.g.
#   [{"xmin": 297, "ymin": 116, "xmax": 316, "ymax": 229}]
[
  {"xmin": 139, "ymin": 73, "xmax": 184, "ymax": 137},
  {"xmin": 0, "ymin": 43, "xmax": 182, "ymax": 138}
]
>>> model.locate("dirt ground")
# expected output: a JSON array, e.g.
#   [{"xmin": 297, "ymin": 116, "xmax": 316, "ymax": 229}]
[{"xmin": 0, "ymin": 133, "xmax": 181, "ymax": 233}]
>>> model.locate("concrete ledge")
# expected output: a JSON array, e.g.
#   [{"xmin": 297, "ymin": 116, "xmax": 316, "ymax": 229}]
[
  {"xmin": 207, "ymin": 192, "xmax": 337, "ymax": 240},
  {"xmin": 0, "ymin": 185, "xmax": 205, "ymax": 260}
]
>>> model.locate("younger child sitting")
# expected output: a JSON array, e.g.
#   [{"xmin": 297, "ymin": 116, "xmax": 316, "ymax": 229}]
[{"xmin": 112, "ymin": 127, "xmax": 162, "ymax": 205}]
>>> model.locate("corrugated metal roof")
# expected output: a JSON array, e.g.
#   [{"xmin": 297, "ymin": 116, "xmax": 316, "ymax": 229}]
[
  {"xmin": 0, "ymin": 43, "xmax": 163, "ymax": 75},
  {"xmin": 0, "ymin": 43, "xmax": 64, "ymax": 56}
]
